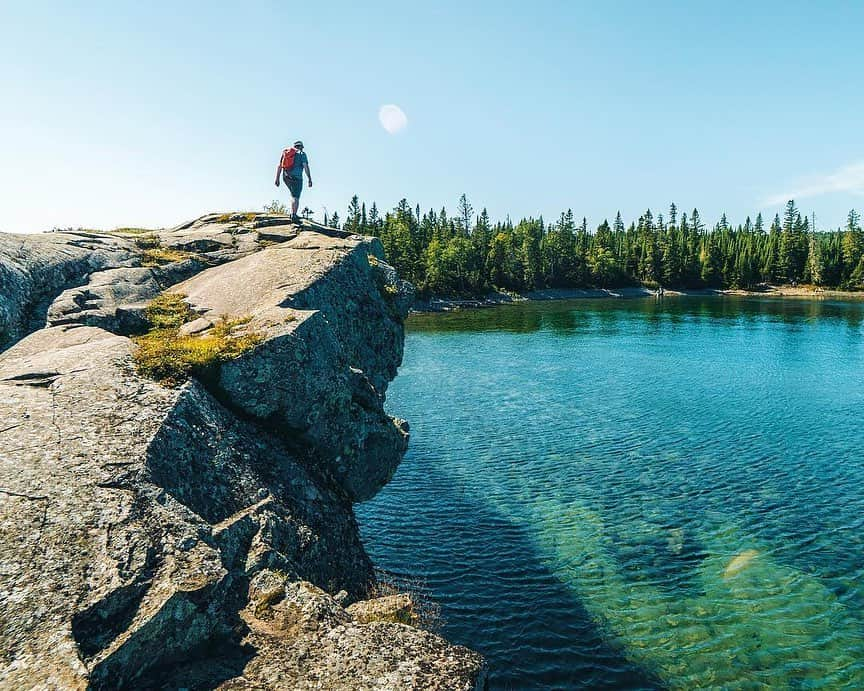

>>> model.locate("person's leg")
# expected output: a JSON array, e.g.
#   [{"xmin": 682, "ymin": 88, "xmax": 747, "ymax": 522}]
[{"xmin": 288, "ymin": 177, "xmax": 303, "ymax": 220}]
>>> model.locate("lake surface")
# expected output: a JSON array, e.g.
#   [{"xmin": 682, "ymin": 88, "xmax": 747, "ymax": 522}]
[{"xmin": 356, "ymin": 297, "xmax": 864, "ymax": 689}]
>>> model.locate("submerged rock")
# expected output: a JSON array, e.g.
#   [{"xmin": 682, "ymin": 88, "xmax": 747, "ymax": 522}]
[{"xmin": 722, "ymin": 549, "xmax": 759, "ymax": 578}]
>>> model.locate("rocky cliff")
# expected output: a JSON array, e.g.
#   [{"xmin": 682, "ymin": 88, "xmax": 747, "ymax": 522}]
[{"xmin": 0, "ymin": 215, "xmax": 486, "ymax": 690}]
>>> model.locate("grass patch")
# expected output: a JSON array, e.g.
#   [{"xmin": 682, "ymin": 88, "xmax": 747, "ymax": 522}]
[
  {"xmin": 263, "ymin": 200, "xmax": 288, "ymax": 214},
  {"xmin": 134, "ymin": 235, "xmax": 161, "ymax": 250},
  {"xmin": 133, "ymin": 293, "xmax": 262, "ymax": 387},
  {"xmin": 143, "ymin": 293, "xmax": 196, "ymax": 329},
  {"xmin": 139, "ymin": 247, "xmax": 192, "ymax": 266},
  {"xmin": 110, "ymin": 227, "xmax": 158, "ymax": 236},
  {"xmin": 215, "ymin": 211, "xmax": 259, "ymax": 224},
  {"xmin": 131, "ymin": 235, "xmax": 192, "ymax": 266}
]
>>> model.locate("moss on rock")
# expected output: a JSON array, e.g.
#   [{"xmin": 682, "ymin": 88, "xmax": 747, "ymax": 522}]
[{"xmin": 133, "ymin": 292, "xmax": 261, "ymax": 387}]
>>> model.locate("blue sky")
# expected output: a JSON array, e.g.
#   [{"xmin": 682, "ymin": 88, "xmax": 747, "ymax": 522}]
[{"xmin": 2, "ymin": 1, "xmax": 863, "ymax": 233}]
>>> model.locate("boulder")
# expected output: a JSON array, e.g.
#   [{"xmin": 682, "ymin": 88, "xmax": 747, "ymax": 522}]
[
  {"xmin": 162, "ymin": 213, "xmax": 302, "ymax": 253},
  {"xmin": 0, "ymin": 325, "xmax": 373, "ymax": 689},
  {"xmin": 226, "ymin": 578, "xmax": 487, "ymax": 690},
  {"xmin": 171, "ymin": 231, "xmax": 413, "ymax": 502},
  {"xmin": 347, "ymin": 593, "xmax": 418, "ymax": 625}
]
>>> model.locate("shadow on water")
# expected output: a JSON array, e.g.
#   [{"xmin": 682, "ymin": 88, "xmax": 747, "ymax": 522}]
[
  {"xmin": 358, "ymin": 464, "xmax": 664, "ymax": 690},
  {"xmin": 371, "ymin": 294, "xmax": 864, "ymax": 687},
  {"xmin": 609, "ymin": 523, "xmax": 708, "ymax": 598}
]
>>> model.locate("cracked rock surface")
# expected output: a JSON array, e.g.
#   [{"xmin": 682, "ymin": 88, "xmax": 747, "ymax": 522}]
[
  {"xmin": 0, "ymin": 217, "xmax": 485, "ymax": 690},
  {"xmin": 0, "ymin": 231, "xmax": 138, "ymax": 349}
]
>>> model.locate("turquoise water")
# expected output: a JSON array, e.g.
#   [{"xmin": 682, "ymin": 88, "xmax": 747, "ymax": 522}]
[{"xmin": 356, "ymin": 297, "xmax": 864, "ymax": 689}]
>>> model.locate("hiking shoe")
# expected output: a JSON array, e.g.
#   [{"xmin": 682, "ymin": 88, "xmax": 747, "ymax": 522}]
[{"xmin": 291, "ymin": 214, "xmax": 300, "ymax": 223}]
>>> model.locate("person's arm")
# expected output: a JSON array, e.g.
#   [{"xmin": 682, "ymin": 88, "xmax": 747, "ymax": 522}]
[
  {"xmin": 304, "ymin": 158, "xmax": 313, "ymax": 187},
  {"xmin": 274, "ymin": 152, "xmax": 283, "ymax": 186}
]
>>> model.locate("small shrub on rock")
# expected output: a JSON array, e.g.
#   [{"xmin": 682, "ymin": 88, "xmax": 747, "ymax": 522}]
[{"xmin": 132, "ymin": 235, "xmax": 192, "ymax": 266}]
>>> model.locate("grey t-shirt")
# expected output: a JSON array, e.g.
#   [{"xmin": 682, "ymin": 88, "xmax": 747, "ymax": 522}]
[{"xmin": 289, "ymin": 150, "xmax": 308, "ymax": 178}]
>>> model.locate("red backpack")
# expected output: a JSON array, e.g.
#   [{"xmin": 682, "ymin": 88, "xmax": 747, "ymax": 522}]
[
  {"xmin": 280, "ymin": 147, "xmax": 297, "ymax": 170},
  {"xmin": 275, "ymin": 147, "xmax": 298, "ymax": 186}
]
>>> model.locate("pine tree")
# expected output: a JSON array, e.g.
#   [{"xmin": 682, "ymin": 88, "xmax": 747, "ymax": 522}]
[
  {"xmin": 700, "ymin": 237, "xmax": 722, "ymax": 286},
  {"xmin": 589, "ymin": 220, "xmax": 618, "ymax": 286},
  {"xmin": 345, "ymin": 195, "xmax": 362, "ymax": 233},
  {"xmin": 691, "ymin": 208, "xmax": 705, "ymax": 234},
  {"xmin": 779, "ymin": 200, "xmax": 804, "ymax": 283},
  {"xmin": 842, "ymin": 209, "xmax": 863, "ymax": 285},
  {"xmin": 806, "ymin": 232, "xmax": 824, "ymax": 286},
  {"xmin": 754, "ymin": 212, "xmax": 764, "ymax": 234},
  {"xmin": 457, "ymin": 194, "xmax": 474, "ymax": 236},
  {"xmin": 368, "ymin": 203, "xmax": 381, "ymax": 234}
]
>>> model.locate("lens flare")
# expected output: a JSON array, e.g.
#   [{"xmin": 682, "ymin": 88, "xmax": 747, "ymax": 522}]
[{"xmin": 379, "ymin": 104, "xmax": 408, "ymax": 134}]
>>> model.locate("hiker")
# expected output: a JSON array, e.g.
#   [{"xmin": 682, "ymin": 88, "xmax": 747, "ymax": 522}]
[{"xmin": 275, "ymin": 140, "xmax": 312, "ymax": 221}]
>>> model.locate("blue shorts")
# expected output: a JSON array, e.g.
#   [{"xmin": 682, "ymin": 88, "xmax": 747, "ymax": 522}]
[{"xmin": 282, "ymin": 171, "xmax": 303, "ymax": 199}]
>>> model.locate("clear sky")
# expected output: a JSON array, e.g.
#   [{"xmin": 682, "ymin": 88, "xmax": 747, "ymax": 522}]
[{"xmin": 2, "ymin": 1, "xmax": 863, "ymax": 233}]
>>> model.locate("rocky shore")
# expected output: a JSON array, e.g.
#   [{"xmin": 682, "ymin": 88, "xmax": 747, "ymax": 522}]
[
  {"xmin": 412, "ymin": 285, "xmax": 864, "ymax": 313},
  {"xmin": 0, "ymin": 214, "xmax": 486, "ymax": 690}
]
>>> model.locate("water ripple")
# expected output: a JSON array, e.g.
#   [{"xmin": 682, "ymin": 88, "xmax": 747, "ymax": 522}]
[{"xmin": 358, "ymin": 297, "xmax": 864, "ymax": 689}]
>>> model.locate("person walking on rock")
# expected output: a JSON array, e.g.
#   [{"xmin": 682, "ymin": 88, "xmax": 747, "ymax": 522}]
[{"xmin": 275, "ymin": 140, "xmax": 312, "ymax": 221}]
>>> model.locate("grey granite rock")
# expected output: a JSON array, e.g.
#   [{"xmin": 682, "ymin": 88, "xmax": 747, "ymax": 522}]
[
  {"xmin": 0, "ymin": 326, "xmax": 373, "ymax": 689},
  {"xmin": 0, "ymin": 232, "xmax": 137, "ymax": 350},
  {"xmin": 45, "ymin": 259, "xmax": 209, "ymax": 334},
  {"xmin": 222, "ymin": 578, "xmax": 487, "ymax": 690},
  {"xmin": 171, "ymin": 232, "xmax": 412, "ymax": 502},
  {"xmin": 38, "ymin": 216, "xmax": 303, "ymax": 337},
  {"xmin": 2, "ymin": 216, "xmax": 345, "ymax": 349},
  {"xmin": 0, "ymin": 219, "xmax": 481, "ymax": 690}
]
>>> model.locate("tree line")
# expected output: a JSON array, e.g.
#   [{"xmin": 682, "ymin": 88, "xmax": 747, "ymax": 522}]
[{"xmin": 321, "ymin": 196, "xmax": 864, "ymax": 297}]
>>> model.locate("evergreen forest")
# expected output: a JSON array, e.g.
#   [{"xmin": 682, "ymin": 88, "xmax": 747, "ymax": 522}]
[{"xmin": 320, "ymin": 197, "xmax": 864, "ymax": 298}]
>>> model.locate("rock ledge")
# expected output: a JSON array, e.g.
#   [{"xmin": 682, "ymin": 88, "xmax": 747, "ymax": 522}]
[{"xmin": 0, "ymin": 214, "xmax": 485, "ymax": 690}]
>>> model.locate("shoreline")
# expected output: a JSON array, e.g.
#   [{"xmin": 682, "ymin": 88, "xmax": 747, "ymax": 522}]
[{"xmin": 411, "ymin": 286, "xmax": 864, "ymax": 313}]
